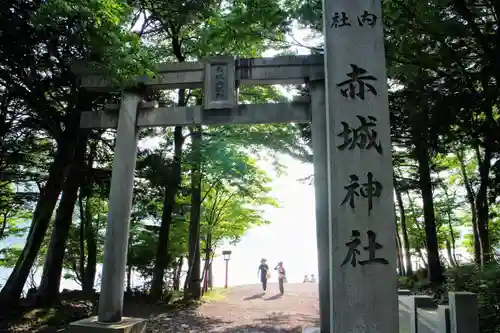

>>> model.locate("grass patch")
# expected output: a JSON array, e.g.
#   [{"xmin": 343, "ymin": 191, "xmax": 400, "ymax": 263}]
[
  {"xmin": 170, "ymin": 290, "xmax": 184, "ymax": 303},
  {"xmin": 201, "ymin": 288, "xmax": 228, "ymax": 302}
]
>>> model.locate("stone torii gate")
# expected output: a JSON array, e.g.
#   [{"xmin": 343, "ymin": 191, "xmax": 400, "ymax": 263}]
[
  {"xmin": 69, "ymin": 0, "xmax": 398, "ymax": 332},
  {"xmin": 72, "ymin": 55, "xmax": 331, "ymax": 332}
]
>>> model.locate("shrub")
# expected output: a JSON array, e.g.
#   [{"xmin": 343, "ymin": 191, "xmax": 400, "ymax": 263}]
[
  {"xmin": 397, "ymin": 275, "xmax": 414, "ymax": 290},
  {"xmin": 414, "ymin": 267, "xmax": 428, "ymax": 282}
]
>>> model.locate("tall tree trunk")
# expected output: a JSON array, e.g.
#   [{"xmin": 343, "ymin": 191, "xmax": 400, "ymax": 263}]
[
  {"xmin": 151, "ymin": 185, "xmax": 172, "ymax": 299},
  {"xmin": 78, "ymin": 141, "xmax": 97, "ymax": 295},
  {"xmin": 447, "ymin": 227, "xmax": 457, "ymax": 267},
  {"xmin": 82, "ymin": 195, "xmax": 97, "ymax": 295},
  {"xmin": 126, "ymin": 229, "xmax": 133, "ymax": 293},
  {"xmin": 208, "ymin": 261, "xmax": 213, "ymax": 290},
  {"xmin": 0, "ymin": 132, "xmax": 76, "ymax": 307},
  {"xmin": 78, "ymin": 197, "xmax": 86, "ymax": 285},
  {"xmin": 78, "ymin": 190, "xmax": 97, "ymax": 295},
  {"xmin": 395, "ymin": 232, "xmax": 404, "ymax": 276},
  {"xmin": 186, "ymin": 126, "xmax": 202, "ymax": 300},
  {"xmin": 183, "ymin": 269, "xmax": 189, "ymax": 292},
  {"xmin": 202, "ymin": 234, "xmax": 212, "ymax": 293},
  {"xmin": 0, "ymin": 215, "xmax": 8, "ymax": 240},
  {"xmin": 456, "ymin": 148, "xmax": 481, "ymax": 264},
  {"xmin": 126, "ymin": 265, "xmax": 132, "ymax": 293},
  {"xmin": 393, "ymin": 201, "xmax": 405, "ymax": 276},
  {"xmin": 395, "ymin": 186, "xmax": 413, "ymax": 277},
  {"xmin": 442, "ymin": 187, "xmax": 458, "ymax": 266},
  {"xmin": 151, "ymin": 91, "xmax": 186, "ymax": 300},
  {"xmin": 416, "ymin": 147, "xmax": 443, "ymax": 283},
  {"xmin": 36, "ymin": 134, "xmax": 88, "ymax": 305},
  {"xmin": 415, "ymin": 248, "xmax": 428, "ymax": 269},
  {"xmin": 411, "ymin": 107, "xmax": 443, "ymax": 285},
  {"xmin": 474, "ymin": 141, "xmax": 492, "ymax": 266}
]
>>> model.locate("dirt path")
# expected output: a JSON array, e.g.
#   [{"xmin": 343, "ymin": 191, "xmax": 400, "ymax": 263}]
[{"xmin": 147, "ymin": 283, "xmax": 320, "ymax": 333}]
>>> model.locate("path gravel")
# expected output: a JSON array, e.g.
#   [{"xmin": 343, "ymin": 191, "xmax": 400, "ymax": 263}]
[{"xmin": 147, "ymin": 283, "xmax": 320, "ymax": 333}]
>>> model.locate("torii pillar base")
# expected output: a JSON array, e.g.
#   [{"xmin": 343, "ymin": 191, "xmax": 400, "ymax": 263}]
[{"xmin": 69, "ymin": 317, "xmax": 147, "ymax": 333}]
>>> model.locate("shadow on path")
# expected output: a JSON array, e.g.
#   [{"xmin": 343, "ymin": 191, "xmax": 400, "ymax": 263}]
[
  {"xmin": 255, "ymin": 312, "xmax": 319, "ymax": 326},
  {"xmin": 244, "ymin": 294, "xmax": 264, "ymax": 301},
  {"xmin": 149, "ymin": 310, "xmax": 319, "ymax": 333},
  {"xmin": 215, "ymin": 312, "xmax": 319, "ymax": 332},
  {"xmin": 219, "ymin": 324, "xmax": 312, "ymax": 332},
  {"xmin": 264, "ymin": 294, "xmax": 283, "ymax": 301},
  {"xmin": 148, "ymin": 307, "xmax": 232, "ymax": 332},
  {"xmin": 147, "ymin": 284, "xmax": 321, "ymax": 332}
]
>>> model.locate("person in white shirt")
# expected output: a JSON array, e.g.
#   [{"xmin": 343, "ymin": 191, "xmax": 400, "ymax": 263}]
[
  {"xmin": 303, "ymin": 274, "xmax": 310, "ymax": 283},
  {"xmin": 310, "ymin": 274, "xmax": 317, "ymax": 283},
  {"xmin": 274, "ymin": 261, "xmax": 287, "ymax": 295}
]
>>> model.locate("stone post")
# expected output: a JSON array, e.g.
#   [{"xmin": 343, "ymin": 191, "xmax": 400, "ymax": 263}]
[
  {"xmin": 98, "ymin": 92, "xmax": 141, "ymax": 323},
  {"xmin": 449, "ymin": 292, "xmax": 479, "ymax": 333},
  {"xmin": 309, "ymin": 80, "xmax": 330, "ymax": 333},
  {"xmin": 408, "ymin": 296, "xmax": 434, "ymax": 333},
  {"xmin": 437, "ymin": 305, "xmax": 451, "ymax": 333},
  {"xmin": 322, "ymin": 0, "xmax": 399, "ymax": 332}
]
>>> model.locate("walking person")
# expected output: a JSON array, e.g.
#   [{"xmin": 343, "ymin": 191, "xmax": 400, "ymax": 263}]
[
  {"xmin": 274, "ymin": 261, "xmax": 286, "ymax": 295},
  {"xmin": 257, "ymin": 258, "xmax": 269, "ymax": 293}
]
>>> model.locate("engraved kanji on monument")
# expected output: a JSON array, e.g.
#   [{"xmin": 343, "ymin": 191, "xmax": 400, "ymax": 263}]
[{"xmin": 203, "ymin": 56, "xmax": 236, "ymax": 110}]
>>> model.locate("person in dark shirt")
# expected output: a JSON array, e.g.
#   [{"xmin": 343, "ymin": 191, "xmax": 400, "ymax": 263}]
[
  {"xmin": 257, "ymin": 258, "xmax": 269, "ymax": 293},
  {"xmin": 274, "ymin": 261, "xmax": 286, "ymax": 295}
]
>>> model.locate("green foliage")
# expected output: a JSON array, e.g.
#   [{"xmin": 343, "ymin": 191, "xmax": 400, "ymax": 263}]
[
  {"xmin": 396, "ymin": 275, "xmax": 414, "ymax": 290},
  {"xmin": 284, "ymin": 0, "xmax": 322, "ymax": 32},
  {"xmin": 0, "ymin": 185, "xmax": 30, "ymax": 241},
  {"xmin": 0, "ymin": 0, "xmax": 303, "ymax": 310},
  {"xmin": 131, "ymin": 119, "xmax": 281, "ymax": 284},
  {"xmin": 195, "ymin": 0, "xmax": 289, "ymax": 57},
  {"xmin": 0, "ymin": 247, "xmax": 23, "ymax": 268},
  {"xmin": 63, "ymin": 195, "xmax": 107, "ymax": 284},
  {"xmin": 0, "ymin": 224, "xmax": 48, "ymax": 269},
  {"xmin": 33, "ymin": 0, "xmax": 159, "ymax": 86},
  {"xmin": 200, "ymin": 181, "xmax": 276, "ymax": 251}
]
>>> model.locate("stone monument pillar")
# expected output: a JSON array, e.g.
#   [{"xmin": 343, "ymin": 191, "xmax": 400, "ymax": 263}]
[{"xmin": 323, "ymin": 0, "xmax": 399, "ymax": 332}]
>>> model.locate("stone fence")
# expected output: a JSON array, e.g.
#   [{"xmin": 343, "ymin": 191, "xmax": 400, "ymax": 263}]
[{"xmin": 398, "ymin": 290, "xmax": 480, "ymax": 333}]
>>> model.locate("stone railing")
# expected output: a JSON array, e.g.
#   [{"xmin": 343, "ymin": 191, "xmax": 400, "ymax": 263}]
[{"xmin": 398, "ymin": 290, "xmax": 480, "ymax": 333}]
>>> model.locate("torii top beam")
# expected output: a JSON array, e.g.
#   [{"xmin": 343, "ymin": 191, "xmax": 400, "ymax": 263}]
[{"xmin": 73, "ymin": 55, "xmax": 325, "ymax": 91}]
